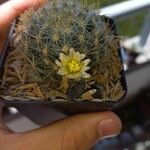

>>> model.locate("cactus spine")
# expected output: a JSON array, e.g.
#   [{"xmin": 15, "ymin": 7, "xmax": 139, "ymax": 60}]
[{"xmin": 0, "ymin": 0, "xmax": 125, "ymax": 101}]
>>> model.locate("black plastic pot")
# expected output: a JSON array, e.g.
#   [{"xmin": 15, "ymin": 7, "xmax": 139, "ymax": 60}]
[{"xmin": 0, "ymin": 17, "xmax": 127, "ymax": 125}]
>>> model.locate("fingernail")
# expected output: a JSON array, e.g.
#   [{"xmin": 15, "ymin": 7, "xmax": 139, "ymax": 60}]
[
  {"xmin": 100, "ymin": 134, "xmax": 118, "ymax": 140},
  {"xmin": 98, "ymin": 119, "xmax": 119, "ymax": 138}
]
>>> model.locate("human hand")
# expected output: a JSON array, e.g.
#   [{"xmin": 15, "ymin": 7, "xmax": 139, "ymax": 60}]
[
  {"xmin": 0, "ymin": 0, "xmax": 45, "ymax": 50},
  {"xmin": 0, "ymin": 1, "xmax": 122, "ymax": 150}
]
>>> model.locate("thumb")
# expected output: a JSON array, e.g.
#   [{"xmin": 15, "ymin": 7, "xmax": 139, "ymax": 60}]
[{"xmin": 19, "ymin": 111, "xmax": 121, "ymax": 150}]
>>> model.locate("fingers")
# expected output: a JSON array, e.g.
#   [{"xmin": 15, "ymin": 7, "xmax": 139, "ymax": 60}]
[
  {"xmin": 0, "ymin": 0, "xmax": 47, "ymax": 51},
  {"xmin": 0, "ymin": 0, "xmax": 46, "ymax": 27},
  {"xmin": 18, "ymin": 112, "xmax": 121, "ymax": 150}
]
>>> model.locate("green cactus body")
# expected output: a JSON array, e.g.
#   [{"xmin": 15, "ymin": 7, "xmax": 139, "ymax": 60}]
[{"xmin": 0, "ymin": 0, "xmax": 125, "ymax": 101}]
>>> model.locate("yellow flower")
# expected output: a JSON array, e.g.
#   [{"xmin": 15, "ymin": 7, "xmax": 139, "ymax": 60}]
[{"xmin": 55, "ymin": 48, "xmax": 91, "ymax": 79}]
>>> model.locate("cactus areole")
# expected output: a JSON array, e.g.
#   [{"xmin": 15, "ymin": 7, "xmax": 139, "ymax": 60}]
[{"xmin": 0, "ymin": 0, "xmax": 127, "ymax": 113}]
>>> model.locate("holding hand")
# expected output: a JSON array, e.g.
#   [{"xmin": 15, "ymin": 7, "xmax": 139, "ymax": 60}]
[{"xmin": 0, "ymin": 1, "xmax": 121, "ymax": 150}]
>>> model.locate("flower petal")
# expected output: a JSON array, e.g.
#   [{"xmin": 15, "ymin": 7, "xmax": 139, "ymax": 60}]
[
  {"xmin": 74, "ymin": 51, "xmax": 81, "ymax": 61},
  {"xmin": 83, "ymin": 59, "xmax": 91, "ymax": 66},
  {"xmin": 56, "ymin": 48, "xmax": 91, "ymax": 80},
  {"xmin": 60, "ymin": 53, "xmax": 69, "ymax": 63},
  {"xmin": 82, "ymin": 73, "xmax": 91, "ymax": 78},
  {"xmin": 69, "ymin": 48, "xmax": 75, "ymax": 57},
  {"xmin": 80, "ymin": 54, "xmax": 86, "ymax": 60},
  {"xmin": 74, "ymin": 52, "xmax": 85, "ymax": 61},
  {"xmin": 82, "ymin": 66, "xmax": 90, "ymax": 71},
  {"xmin": 58, "ymin": 69, "xmax": 68, "ymax": 75},
  {"xmin": 67, "ymin": 73, "xmax": 81, "ymax": 79},
  {"xmin": 55, "ymin": 60, "xmax": 62, "ymax": 67}
]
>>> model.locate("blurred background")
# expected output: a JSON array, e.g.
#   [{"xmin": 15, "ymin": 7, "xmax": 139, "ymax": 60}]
[
  {"xmin": 1, "ymin": 0, "xmax": 150, "ymax": 150},
  {"xmin": 82, "ymin": 0, "xmax": 148, "ymax": 37}
]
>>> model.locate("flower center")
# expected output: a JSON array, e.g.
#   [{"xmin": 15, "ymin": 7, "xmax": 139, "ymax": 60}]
[{"xmin": 67, "ymin": 59, "xmax": 81, "ymax": 74}]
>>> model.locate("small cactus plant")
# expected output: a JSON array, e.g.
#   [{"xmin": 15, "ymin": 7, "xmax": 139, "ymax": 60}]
[{"xmin": 0, "ymin": 0, "xmax": 126, "ymax": 102}]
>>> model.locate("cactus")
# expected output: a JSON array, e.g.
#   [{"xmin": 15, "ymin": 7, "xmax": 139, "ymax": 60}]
[{"xmin": 0, "ymin": 0, "xmax": 125, "ymax": 101}]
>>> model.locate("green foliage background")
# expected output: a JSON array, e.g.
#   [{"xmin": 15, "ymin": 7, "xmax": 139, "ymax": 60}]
[{"xmin": 81, "ymin": 0, "xmax": 147, "ymax": 37}]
